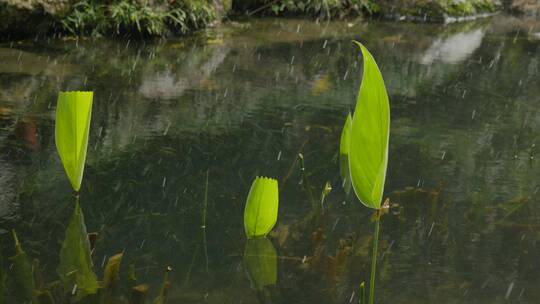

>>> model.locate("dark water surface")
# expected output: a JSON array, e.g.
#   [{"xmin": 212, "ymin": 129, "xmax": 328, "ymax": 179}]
[{"xmin": 1, "ymin": 15, "xmax": 539, "ymax": 303}]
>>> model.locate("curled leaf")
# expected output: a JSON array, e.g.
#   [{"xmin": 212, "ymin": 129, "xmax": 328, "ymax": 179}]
[
  {"xmin": 349, "ymin": 42, "xmax": 390, "ymax": 209},
  {"xmin": 55, "ymin": 91, "xmax": 93, "ymax": 192},
  {"xmin": 103, "ymin": 253, "xmax": 123, "ymax": 291},
  {"xmin": 244, "ymin": 177, "xmax": 279, "ymax": 238}
]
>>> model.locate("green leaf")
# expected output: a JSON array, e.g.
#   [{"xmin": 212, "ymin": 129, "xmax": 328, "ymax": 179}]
[
  {"xmin": 244, "ymin": 177, "xmax": 279, "ymax": 238},
  {"xmin": 57, "ymin": 199, "xmax": 98, "ymax": 300},
  {"xmin": 8, "ymin": 230, "xmax": 35, "ymax": 302},
  {"xmin": 349, "ymin": 42, "xmax": 390, "ymax": 209},
  {"xmin": 340, "ymin": 113, "xmax": 353, "ymax": 194},
  {"xmin": 340, "ymin": 113, "xmax": 352, "ymax": 155},
  {"xmin": 243, "ymin": 238, "xmax": 277, "ymax": 290},
  {"xmin": 55, "ymin": 91, "xmax": 93, "ymax": 192}
]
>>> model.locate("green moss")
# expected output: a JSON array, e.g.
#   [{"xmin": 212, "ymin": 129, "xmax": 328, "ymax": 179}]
[
  {"xmin": 440, "ymin": 0, "xmax": 496, "ymax": 17},
  {"xmin": 373, "ymin": 0, "xmax": 498, "ymax": 21}
]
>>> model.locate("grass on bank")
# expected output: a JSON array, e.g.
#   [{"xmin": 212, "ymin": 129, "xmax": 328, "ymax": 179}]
[
  {"xmin": 57, "ymin": 0, "xmax": 497, "ymax": 37},
  {"xmin": 60, "ymin": 0, "xmax": 216, "ymax": 37}
]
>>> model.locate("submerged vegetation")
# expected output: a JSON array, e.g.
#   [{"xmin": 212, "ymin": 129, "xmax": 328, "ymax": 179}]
[
  {"xmin": 0, "ymin": 38, "xmax": 392, "ymax": 302},
  {"xmin": 2, "ymin": 91, "xmax": 175, "ymax": 303},
  {"xmin": 244, "ymin": 177, "xmax": 279, "ymax": 238}
]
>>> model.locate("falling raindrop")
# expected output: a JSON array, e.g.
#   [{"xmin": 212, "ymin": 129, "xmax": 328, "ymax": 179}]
[
  {"xmin": 505, "ymin": 282, "xmax": 514, "ymax": 299},
  {"xmin": 101, "ymin": 255, "xmax": 108, "ymax": 268}
]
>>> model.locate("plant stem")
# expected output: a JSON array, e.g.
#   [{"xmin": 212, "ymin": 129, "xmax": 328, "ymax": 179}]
[
  {"xmin": 202, "ymin": 169, "xmax": 209, "ymax": 273},
  {"xmin": 369, "ymin": 214, "xmax": 380, "ymax": 304},
  {"xmin": 359, "ymin": 281, "xmax": 365, "ymax": 304}
]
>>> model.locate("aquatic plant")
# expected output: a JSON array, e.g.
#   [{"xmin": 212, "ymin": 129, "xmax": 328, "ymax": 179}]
[
  {"xmin": 6, "ymin": 227, "xmax": 171, "ymax": 303},
  {"xmin": 340, "ymin": 42, "xmax": 390, "ymax": 304},
  {"xmin": 55, "ymin": 91, "xmax": 93, "ymax": 192},
  {"xmin": 343, "ymin": 42, "xmax": 390, "ymax": 210},
  {"xmin": 244, "ymin": 177, "xmax": 279, "ymax": 238},
  {"xmin": 339, "ymin": 113, "xmax": 353, "ymax": 194}
]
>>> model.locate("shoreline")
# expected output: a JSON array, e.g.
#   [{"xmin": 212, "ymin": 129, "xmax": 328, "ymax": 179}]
[{"xmin": 0, "ymin": 0, "xmax": 532, "ymax": 41}]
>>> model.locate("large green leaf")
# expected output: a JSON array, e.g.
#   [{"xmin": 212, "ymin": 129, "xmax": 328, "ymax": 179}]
[
  {"xmin": 55, "ymin": 91, "xmax": 93, "ymax": 192},
  {"xmin": 244, "ymin": 177, "xmax": 279, "ymax": 238},
  {"xmin": 57, "ymin": 199, "xmax": 98, "ymax": 300},
  {"xmin": 349, "ymin": 42, "xmax": 390, "ymax": 209},
  {"xmin": 243, "ymin": 238, "xmax": 277, "ymax": 290}
]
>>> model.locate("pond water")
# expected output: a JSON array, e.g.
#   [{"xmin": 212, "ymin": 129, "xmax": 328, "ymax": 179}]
[{"xmin": 0, "ymin": 15, "xmax": 539, "ymax": 303}]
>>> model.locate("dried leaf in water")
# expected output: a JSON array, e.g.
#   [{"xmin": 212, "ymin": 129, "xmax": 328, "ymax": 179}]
[
  {"xmin": 130, "ymin": 284, "xmax": 149, "ymax": 304},
  {"xmin": 103, "ymin": 253, "xmax": 123, "ymax": 291}
]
